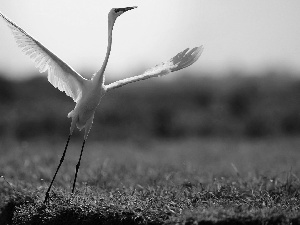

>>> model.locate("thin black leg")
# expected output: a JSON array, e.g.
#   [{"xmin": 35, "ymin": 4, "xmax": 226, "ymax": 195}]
[
  {"xmin": 44, "ymin": 134, "xmax": 71, "ymax": 204},
  {"xmin": 72, "ymin": 139, "xmax": 86, "ymax": 193}
]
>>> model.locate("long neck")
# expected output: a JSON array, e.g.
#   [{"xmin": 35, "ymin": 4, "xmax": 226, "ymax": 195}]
[{"xmin": 94, "ymin": 20, "xmax": 114, "ymax": 85}]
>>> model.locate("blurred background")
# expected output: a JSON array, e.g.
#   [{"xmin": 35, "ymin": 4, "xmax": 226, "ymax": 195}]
[{"xmin": 0, "ymin": 0, "xmax": 300, "ymax": 143}]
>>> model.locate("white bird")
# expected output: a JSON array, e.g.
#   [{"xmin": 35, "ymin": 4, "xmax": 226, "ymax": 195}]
[{"xmin": 0, "ymin": 7, "xmax": 204, "ymax": 203}]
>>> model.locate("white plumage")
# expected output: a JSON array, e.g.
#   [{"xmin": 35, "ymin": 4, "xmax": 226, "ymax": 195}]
[{"xmin": 4, "ymin": 15, "xmax": 86, "ymax": 103}]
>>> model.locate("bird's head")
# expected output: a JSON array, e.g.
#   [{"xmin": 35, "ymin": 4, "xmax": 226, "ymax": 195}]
[{"xmin": 108, "ymin": 6, "xmax": 137, "ymax": 27}]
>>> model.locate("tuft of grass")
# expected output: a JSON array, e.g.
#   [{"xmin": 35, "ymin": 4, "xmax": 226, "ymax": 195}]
[
  {"xmin": 2, "ymin": 176, "xmax": 300, "ymax": 224},
  {"xmin": 1, "ymin": 137, "xmax": 300, "ymax": 224}
]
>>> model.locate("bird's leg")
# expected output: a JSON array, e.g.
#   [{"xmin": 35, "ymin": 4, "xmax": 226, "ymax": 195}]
[
  {"xmin": 72, "ymin": 139, "xmax": 86, "ymax": 193},
  {"xmin": 44, "ymin": 134, "xmax": 71, "ymax": 204},
  {"xmin": 71, "ymin": 115, "xmax": 93, "ymax": 193}
]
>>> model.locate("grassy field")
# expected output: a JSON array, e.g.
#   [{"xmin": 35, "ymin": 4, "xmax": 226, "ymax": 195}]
[{"xmin": 1, "ymin": 137, "xmax": 300, "ymax": 224}]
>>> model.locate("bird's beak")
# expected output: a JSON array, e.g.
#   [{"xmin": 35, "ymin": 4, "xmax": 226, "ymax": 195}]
[{"xmin": 117, "ymin": 6, "xmax": 137, "ymax": 13}]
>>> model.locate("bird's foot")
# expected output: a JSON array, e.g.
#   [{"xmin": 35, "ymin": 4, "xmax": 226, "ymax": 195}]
[{"xmin": 43, "ymin": 192, "xmax": 50, "ymax": 204}]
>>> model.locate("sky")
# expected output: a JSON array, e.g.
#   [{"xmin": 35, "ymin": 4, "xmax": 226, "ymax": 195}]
[{"xmin": 0, "ymin": 0, "xmax": 300, "ymax": 80}]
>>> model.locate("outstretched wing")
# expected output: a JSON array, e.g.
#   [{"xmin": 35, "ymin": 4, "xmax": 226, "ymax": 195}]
[
  {"xmin": 0, "ymin": 11, "xmax": 86, "ymax": 103},
  {"xmin": 105, "ymin": 46, "xmax": 204, "ymax": 91}
]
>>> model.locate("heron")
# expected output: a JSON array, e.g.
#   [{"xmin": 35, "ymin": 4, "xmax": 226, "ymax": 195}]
[{"xmin": 0, "ymin": 7, "xmax": 204, "ymax": 203}]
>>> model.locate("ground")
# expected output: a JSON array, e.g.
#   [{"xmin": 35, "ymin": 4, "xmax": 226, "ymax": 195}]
[{"xmin": 1, "ymin": 137, "xmax": 300, "ymax": 224}]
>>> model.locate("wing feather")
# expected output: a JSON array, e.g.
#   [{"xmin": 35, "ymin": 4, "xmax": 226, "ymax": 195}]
[
  {"xmin": 106, "ymin": 46, "xmax": 204, "ymax": 91},
  {"xmin": 0, "ymin": 11, "xmax": 86, "ymax": 103}
]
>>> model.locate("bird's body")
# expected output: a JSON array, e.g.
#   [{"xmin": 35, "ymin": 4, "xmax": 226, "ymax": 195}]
[
  {"xmin": 68, "ymin": 76, "xmax": 106, "ymax": 137},
  {"xmin": 0, "ymin": 6, "xmax": 204, "ymax": 203}
]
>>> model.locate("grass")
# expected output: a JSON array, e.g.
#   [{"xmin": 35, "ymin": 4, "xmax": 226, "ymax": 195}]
[{"xmin": 1, "ymin": 137, "xmax": 300, "ymax": 224}]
